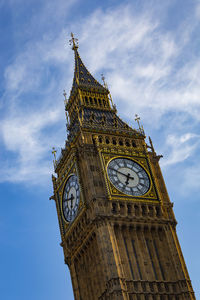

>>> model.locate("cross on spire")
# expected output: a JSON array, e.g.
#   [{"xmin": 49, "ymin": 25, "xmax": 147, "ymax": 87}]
[
  {"xmin": 135, "ymin": 114, "xmax": 141, "ymax": 128},
  {"xmin": 52, "ymin": 147, "xmax": 57, "ymax": 169},
  {"xmin": 135, "ymin": 114, "xmax": 145, "ymax": 134},
  {"xmin": 63, "ymin": 90, "xmax": 67, "ymax": 100},
  {"xmin": 69, "ymin": 32, "xmax": 78, "ymax": 50},
  {"xmin": 63, "ymin": 89, "xmax": 68, "ymax": 106},
  {"xmin": 52, "ymin": 147, "xmax": 57, "ymax": 160},
  {"xmin": 101, "ymin": 74, "xmax": 108, "ymax": 89}
]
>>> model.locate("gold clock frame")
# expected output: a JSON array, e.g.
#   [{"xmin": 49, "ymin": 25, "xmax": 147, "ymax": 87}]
[
  {"xmin": 102, "ymin": 153, "xmax": 159, "ymax": 202},
  {"xmin": 106, "ymin": 156, "xmax": 151, "ymax": 196},
  {"xmin": 60, "ymin": 165, "xmax": 84, "ymax": 225}
]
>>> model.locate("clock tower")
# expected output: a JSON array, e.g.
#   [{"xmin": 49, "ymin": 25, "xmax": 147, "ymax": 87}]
[{"xmin": 51, "ymin": 34, "xmax": 195, "ymax": 300}]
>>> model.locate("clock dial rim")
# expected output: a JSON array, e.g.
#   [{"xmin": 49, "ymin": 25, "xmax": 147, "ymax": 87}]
[
  {"xmin": 107, "ymin": 157, "xmax": 150, "ymax": 196},
  {"xmin": 62, "ymin": 174, "xmax": 80, "ymax": 223}
]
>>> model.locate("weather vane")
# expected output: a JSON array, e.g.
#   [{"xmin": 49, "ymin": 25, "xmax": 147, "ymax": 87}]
[{"xmin": 69, "ymin": 32, "xmax": 78, "ymax": 50}]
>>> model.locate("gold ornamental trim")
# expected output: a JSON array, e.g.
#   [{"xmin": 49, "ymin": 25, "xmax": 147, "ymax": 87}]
[
  {"xmin": 60, "ymin": 165, "xmax": 84, "ymax": 225},
  {"xmin": 102, "ymin": 153, "xmax": 159, "ymax": 201}
]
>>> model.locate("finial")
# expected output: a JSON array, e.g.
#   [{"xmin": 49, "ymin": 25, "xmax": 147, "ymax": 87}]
[
  {"xmin": 63, "ymin": 90, "xmax": 67, "ymax": 100},
  {"xmin": 101, "ymin": 73, "xmax": 115, "ymax": 109},
  {"xmin": 65, "ymin": 111, "xmax": 69, "ymax": 126},
  {"xmin": 135, "ymin": 114, "xmax": 141, "ymax": 128},
  {"xmin": 101, "ymin": 74, "xmax": 108, "ymax": 89},
  {"xmin": 52, "ymin": 147, "xmax": 57, "ymax": 168},
  {"xmin": 63, "ymin": 90, "xmax": 67, "ymax": 106},
  {"xmin": 69, "ymin": 32, "xmax": 78, "ymax": 50},
  {"xmin": 149, "ymin": 136, "xmax": 155, "ymax": 153},
  {"xmin": 135, "ymin": 114, "xmax": 145, "ymax": 134},
  {"xmin": 52, "ymin": 147, "xmax": 57, "ymax": 160}
]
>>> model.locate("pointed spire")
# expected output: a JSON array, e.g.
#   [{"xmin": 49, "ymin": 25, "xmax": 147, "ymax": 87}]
[{"xmin": 69, "ymin": 33, "xmax": 108, "ymax": 97}]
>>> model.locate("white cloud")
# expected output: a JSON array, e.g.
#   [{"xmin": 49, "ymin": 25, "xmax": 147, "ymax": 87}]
[
  {"xmin": 161, "ymin": 133, "xmax": 200, "ymax": 167},
  {"xmin": 0, "ymin": 107, "xmax": 64, "ymax": 183},
  {"xmin": 4, "ymin": 32, "xmax": 70, "ymax": 95},
  {"xmin": 72, "ymin": 3, "xmax": 200, "ymax": 126},
  {"xmin": 1, "ymin": 1, "xmax": 200, "ymax": 186},
  {"xmin": 79, "ymin": 5, "xmax": 158, "ymax": 72}
]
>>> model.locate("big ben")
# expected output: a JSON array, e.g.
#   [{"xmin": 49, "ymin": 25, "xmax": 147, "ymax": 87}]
[{"xmin": 51, "ymin": 34, "xmax": 195, "ymax": 299}]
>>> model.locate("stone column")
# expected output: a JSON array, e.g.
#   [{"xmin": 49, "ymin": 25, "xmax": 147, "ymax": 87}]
[{"xmin": 96, "ymin": 220, "xmax": 130, "ymax": 300}]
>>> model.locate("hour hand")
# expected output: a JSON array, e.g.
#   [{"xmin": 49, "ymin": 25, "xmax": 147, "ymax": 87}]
[
  {"xmin": 125, "ymin": 173, "xmax": 131, "ymax": 185},
  {"xmin": 67, "ymin": 194, "xmax": 74, "ymax": 201},
  {"xmin": 67, "ymin": 194, "xmax": 74, "ymax": 209}
]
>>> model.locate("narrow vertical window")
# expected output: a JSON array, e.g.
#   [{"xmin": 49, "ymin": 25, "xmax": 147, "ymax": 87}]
[
  {"xmin": 131, "ymin": 240, "xmax": 142, "ymax": 279},
  {"xmin": 145, "ymin": 238, "xmax": 158, "ymax": 280},
  {"xmin": 123, "ymin": 236, "xmax": 134, "ymax": 279},
  {"xmin": 74, "ymin": 259, "xmax": 83, "ymax": 300},
  {"xmin": 153, "ymin": 239, "xmax": 165, "ymax": 280}
]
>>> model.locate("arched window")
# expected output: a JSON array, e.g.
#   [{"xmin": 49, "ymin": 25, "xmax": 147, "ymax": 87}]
[
  {"xmin": 89, "ymin": 97, "xmax": 93, "ymax": 105},
  {"xmin": 98, "ymin": 136, "xmax": 103, "ymax": 143},
  {"xmin": 132, "ymin": 140, "xmax": 136, "ymax": 147},
  {"xmin": 142, "ymin": 205, "xmax": 147, "ymax": 216},
  {"xmin": 134, "ymin": 205, "xmax": 139, "ymax": 216},
  {"xmin": 127, "ymin": 204, "xmax": 132, "ymax": 214},
  {"xmin": 105, "ymin": 137, "xmax": 110, "ymax": 144},
  {"xmin": 85, "ymin": 96, "xmax": 88, "ymax": 105},
  {"xmin": 125, "ymin": 140, "xmax": 130, "ymax": 147},
  {"xmin": 112, "ymin": 203, "xmax": 117, "ymax": 213},
  {"xmin": 112, "ymin": 138, "xmax": 117, "ymax": 145},
  {"xmin": 148, "ymin": 206, "xmax": 153, "ymax": 217}
]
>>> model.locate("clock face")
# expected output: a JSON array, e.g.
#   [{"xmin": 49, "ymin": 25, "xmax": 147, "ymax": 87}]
[
  {"xmin": 107, "ymin": 157, "xmax": 150, "ymax": 196},
  {"xmin": 62, "ymin": 174, "xmax": 80, "ymax": 222}
]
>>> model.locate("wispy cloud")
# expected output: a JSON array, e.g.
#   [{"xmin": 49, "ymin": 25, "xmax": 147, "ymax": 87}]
[
  {"xmin": 0, "ymin": 107, "xmax": 64, "ymax": 183},
  {"xmin": 161, "ymin": 133, "xmax": 200, "ymax": 167},
  {"xmin": 1, "ymin": 0, "xmax": 200, "ymax": 187},
  {"xmin": 72, "ymin": 3, "xmax": 200, "ymax": 124}
]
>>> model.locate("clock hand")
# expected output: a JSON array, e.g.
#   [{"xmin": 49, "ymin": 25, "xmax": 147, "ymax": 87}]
[
  {"xmin": 67, "ymin": 193, "xmax": 74, "ymax": 209},
  {"xmin": 70, "ymin": 193, "xmax": 74, "ymax": 210},
  {"xmin": 109, "ymin": 167, "xmax": 134, "ymax": 181},
  {"xmin": 125, "ymin": 173, "xmax": 131, "ymax": 185}
]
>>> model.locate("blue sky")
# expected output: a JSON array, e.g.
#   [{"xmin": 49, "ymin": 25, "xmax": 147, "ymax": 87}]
[{"xmin": 0, "ymin": 0, "xmax": 200, "ymax": 299}]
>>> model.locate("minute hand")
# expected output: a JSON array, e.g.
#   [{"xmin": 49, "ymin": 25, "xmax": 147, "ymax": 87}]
[{"xmin": 109, "ymin": 167, "xmax": 134, "ymax": 180}]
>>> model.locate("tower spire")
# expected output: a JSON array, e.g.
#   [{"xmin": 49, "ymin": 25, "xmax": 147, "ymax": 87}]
[
  {"xmin": 68, "ymin": 33, "xmax": 108, "ymax": 97},
  {"xmin": 65, "ymin": 34, "xmax": 137, "ymax": 142}
]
